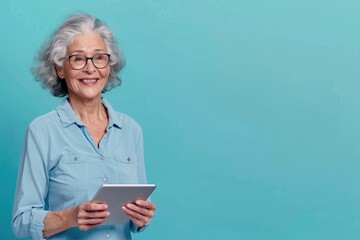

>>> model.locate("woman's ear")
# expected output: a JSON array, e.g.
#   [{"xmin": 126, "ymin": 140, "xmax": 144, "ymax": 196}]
[{"xmin": 55, "ymin": 65, "xmax": 65, "ymax": 79}]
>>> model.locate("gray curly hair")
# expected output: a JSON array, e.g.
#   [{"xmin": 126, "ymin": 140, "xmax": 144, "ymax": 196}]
[{"xmin": 33, "ymin": 13, "xmax": 124, "ymax": 97}]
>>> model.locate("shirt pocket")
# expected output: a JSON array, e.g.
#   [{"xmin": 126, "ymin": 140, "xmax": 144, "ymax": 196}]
[
  {"xmin": 60, "ymin": 155, "xmax": 89, "ymax": 192},
  {"xmin": 114, "ymin": 154, "xmax": 138, "ymax": 183}
]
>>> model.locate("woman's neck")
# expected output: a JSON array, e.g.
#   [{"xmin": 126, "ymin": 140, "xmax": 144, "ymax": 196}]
[{"xmin": 68, "ymin": 96, "xmax": 108, "ymax": 124}]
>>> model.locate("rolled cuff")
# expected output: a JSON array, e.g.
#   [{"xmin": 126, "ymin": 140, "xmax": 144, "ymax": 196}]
[
  {"xmin": 130, "ymin": 221, "xmax": 149, "ymax": 233},
  {"xmin": 30, "ymin": 209, "xmax": 49, "ymax": 240}
]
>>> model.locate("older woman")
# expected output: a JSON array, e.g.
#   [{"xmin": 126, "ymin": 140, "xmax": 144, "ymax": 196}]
[{"xmin": 12, "ymin": 13, "xmax": 156, "ymax": 239}]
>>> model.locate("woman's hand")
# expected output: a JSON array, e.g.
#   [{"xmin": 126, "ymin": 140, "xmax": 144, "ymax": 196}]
[
  {"xmin": 43, "ymin": 201, "xmax": 109, "ymax": 237},
  {"xmin": 71, "ymin": 201, "xmax": 110, "ymax": 231},
  {"xmin": 121, "ymin": 200, "xmax": 156, "ymax": 228}
]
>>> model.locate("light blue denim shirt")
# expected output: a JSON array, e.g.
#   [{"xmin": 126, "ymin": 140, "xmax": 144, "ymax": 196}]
[{"xmin": 12, "ymin": 98, "xmax": 148, "ymax": 239}]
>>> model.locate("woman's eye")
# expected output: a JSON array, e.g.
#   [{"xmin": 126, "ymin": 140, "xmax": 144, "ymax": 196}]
[
  {"xmin": 94, "ymin": 55, "xmax": 104, "ymax": 61},
  {"xmin": 73, "ymin": 57, "xmax": 84, "ymax": 62}
]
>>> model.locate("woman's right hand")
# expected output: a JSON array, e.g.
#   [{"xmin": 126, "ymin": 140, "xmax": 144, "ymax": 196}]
[
  {"xmin": 43, "ymin": 201, "xmax": 109, "ymax": 237},
  {"xmin": 71, "ymin": 201, "xmax": 110, "ymax": 231}
]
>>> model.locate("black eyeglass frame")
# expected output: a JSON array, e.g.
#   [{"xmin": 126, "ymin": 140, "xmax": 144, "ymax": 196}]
[{"xmin": 66, "ymin": 53, "xmax": 111, "ymax": 70}]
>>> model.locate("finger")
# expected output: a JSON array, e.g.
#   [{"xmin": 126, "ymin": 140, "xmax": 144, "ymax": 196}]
[
  {"xmin": 121, "ymin": 207, "xmax": 146, "ymax": 228},
  {"xmin": 78, "ymin": 220, "xmax": 104, "ymax": 231},
  {"xmin": 126, "ymin": 215, "xmax": 145, "ymax": 228},
  {"xmin": 125, "ymin": 203, "xmax": 154, "ymax": 218},
  {"xmin": 84, "ymin": 210, "xmax": 110, "ymax": 219},
  {"xmin": 122, "ymin": 205, "xmax": 151, "ymax": 223},
  {"xmin": 84, "ymin": 202, "xmax": 108, "ymax": 211},
  {"xmin": 78, "ymin": 208, "xmax": 110, "ymax": 218},
  {"xmin": 135, "ymin": 200, "xmax": 156, "ymax": 211},
  {"xmin": 78, "ymin": 216, "xmax": 107, "ymax": 226}
]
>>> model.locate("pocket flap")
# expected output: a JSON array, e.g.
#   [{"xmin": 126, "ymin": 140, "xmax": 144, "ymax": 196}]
[
  {"xmin": 62, "ymin": 155, "xmax": 86, "ymax": 164},
  {"xmin": 115, "ymin": 154, "xmax": 135, "ymax": 164}
]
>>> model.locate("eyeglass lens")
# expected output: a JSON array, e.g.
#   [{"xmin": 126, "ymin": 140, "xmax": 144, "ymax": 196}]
[{"xmin": 69, "ymin": 54, "xmax": 110, "ymax": 69}]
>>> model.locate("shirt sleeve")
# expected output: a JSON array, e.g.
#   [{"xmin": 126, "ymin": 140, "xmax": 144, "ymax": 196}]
[
  {"xmin": 130, "ymin": 221, "xmax": 149, "ymax": 233},
  {"xmin": 135, "ymin": 127, "xmax": 147, "ymax": 184},
  {"xmin": 129, "ymin": 126, "xmax": 152, "ymax": 234},
  {"xmin": 12, "ymin": 124, "xmax": 49, "ymax": 239}
]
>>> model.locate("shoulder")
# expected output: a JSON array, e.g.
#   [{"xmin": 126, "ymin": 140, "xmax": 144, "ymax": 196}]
[
  {"xmin": 27, "ymin": 110, "xmax": 59, "ymax": 133},
  {"xmin": 112, "ymin": 110, "xmax": 143, "ymax": 136},
  {"xmin": 103, "ymin": 98, "xmax": 142, "ymax": 133}
]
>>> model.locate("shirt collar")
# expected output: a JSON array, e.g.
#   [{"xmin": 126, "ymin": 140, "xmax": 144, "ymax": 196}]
[
  {"xmin": 102, "ymin": 98, "xmax": 122, "ymax": 129},
  {"xmin": 56, "ymin": 97, "xmax": 122, "ymax": 129}
]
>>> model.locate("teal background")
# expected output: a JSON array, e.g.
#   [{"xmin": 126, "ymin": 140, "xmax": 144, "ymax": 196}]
[{"xmin": 1, "ymin": 0, "xmax": 360, "ymax": 239}]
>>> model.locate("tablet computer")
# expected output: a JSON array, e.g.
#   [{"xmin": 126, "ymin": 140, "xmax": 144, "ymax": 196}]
[{"xmin": 92, "ymin": 184, "xmax": 156, "ymax": 225}]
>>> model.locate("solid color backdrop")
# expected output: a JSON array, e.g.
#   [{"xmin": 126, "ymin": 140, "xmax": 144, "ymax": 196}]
[{"xmin": 1, "ymin": 1, "xmax": 360, "ymax": 239}]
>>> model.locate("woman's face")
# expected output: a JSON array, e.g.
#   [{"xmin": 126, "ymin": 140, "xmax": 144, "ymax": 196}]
[{"xmin": 56, "ymin": 32, "xmax": 110, "ymax": 102}]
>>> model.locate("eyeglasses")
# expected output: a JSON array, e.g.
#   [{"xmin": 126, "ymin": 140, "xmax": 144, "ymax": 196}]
[{"xmin": 66, "ymin": 53, "xmax": 111, "ymax": 70}]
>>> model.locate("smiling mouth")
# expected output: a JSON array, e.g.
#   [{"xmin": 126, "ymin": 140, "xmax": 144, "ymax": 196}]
[{"xmin": 80, "ymin": 79, "xmax": 98, "ymax": 83}]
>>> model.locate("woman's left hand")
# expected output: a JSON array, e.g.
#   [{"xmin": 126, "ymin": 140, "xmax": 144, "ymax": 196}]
[{"xmin": 121, "ymin": 200, "xmax": 156, "ymax": 228}]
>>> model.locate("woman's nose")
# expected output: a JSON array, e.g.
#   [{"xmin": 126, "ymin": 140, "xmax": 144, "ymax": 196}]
[{"xmin": 83, "ymin": 59, "xmax": 96, "ymax": 73}]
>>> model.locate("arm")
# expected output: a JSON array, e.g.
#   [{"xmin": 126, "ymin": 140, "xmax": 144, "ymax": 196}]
[
  {"xmin": 12, "ymin": 125, "xmax": 49, "ymax": 239},
  {"xmin": 42, "ymin": 201, "xmax": 109, "ymax": 237},
  {"xmin": 42, "ymin": 208, "xmax": 75, "ymax": 237},
  {"xmin": 12, "ymin": 125, "xmax": 110, "ymax": 238},
  {"xmin": 124, "ymin": 127, "xmax": 156, "ymax": 232}
]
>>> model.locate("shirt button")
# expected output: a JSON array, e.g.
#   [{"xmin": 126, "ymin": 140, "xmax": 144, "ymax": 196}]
[
  {"xmin": 100, "ymin": 156, "xmax": 105, "ymax": 160},
  {"xmin": 127, "ymin": 157, "xmax": 131, "ymax": 162},
  {"xmin": 105, "ymin": 233, "xmax": 110, "ymax": 238},
  {"xmin": 103, "ymin": 177, "xmax": 108, "ymax": 182},
  {"xmin": 74, "ymin": 157, "xmax": 78, "ymax": 161}
]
